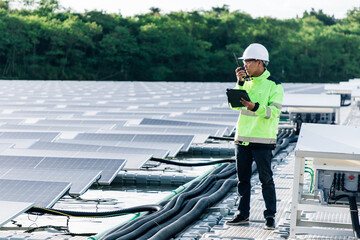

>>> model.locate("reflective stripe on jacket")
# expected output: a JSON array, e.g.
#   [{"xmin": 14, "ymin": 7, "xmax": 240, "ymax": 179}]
[{"xmin": 229, "ymin": 70, "xmax": 284, "ymax": 147}]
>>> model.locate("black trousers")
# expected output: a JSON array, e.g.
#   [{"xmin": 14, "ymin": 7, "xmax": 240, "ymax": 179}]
[{"xmin": 235, "ymin": 144, "xmax": 276, "ymax": 218}]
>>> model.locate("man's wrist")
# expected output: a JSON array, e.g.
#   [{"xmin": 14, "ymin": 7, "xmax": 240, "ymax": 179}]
[{"xmin": 251, "ymin": 102, "xmax": 259, "ymax": 112}]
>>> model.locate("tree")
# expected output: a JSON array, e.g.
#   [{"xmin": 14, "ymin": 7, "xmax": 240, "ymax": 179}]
[
  {"xmin": 37, "ymin": 0, "xmax": 60, "ymax": 15},
  {"xmin": 149, "ymin": 7, "xmax": 160, "ymax": 16},
  {"xmin": 98, "ymin": 26, "xmax": 138, "ymax": 80}
]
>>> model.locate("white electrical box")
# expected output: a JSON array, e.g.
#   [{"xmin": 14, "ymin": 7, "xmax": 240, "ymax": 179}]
[{"xmin": 290, "ymin": 123, "xmax": 360, "ymax": 239}]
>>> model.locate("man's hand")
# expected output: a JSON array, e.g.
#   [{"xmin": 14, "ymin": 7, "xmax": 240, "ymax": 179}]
[
  {"xmin": 240, "ymin": 98, "xmax": 255, "ymax": 111},
  {"xmin": 235, "ymin": 67, "xmax": 246, "ymax": 83}
]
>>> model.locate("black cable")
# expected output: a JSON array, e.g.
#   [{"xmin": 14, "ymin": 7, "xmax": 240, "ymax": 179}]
[
  {"xmin": 148, "ymin": 179, "xmax": 238, "ymax": 240},
  {"xmin": 112, "ymin": 166, "xmax": 235, "ymax": 240},
  {"xmin": 348, "ymin": 195, "xmax": 360, "ymax": 239},
  {"xmin": 27, "ymin": 204, "xmax": 162, "ymax": 218},
  {"xmin": 150, "ymin": 157, "xmax": 235, "ymax": 166},
  {"xmin": 337, "ymin": 173, "xmax": 341, "ymax": 191},
  {"xmin": 137, "ymin": 179, "xmax": 230, "ymax": 240},
  {"xmin": 327, "ymin": 194, "xmax": 360, "ymax": 239},
  {"xmin": 208, "ymin": 136, "xmax": 234, "ymax": 141},
  {"xmin": 273, "ymin": 130, "xmax": 296, "ymax": 156},
  {"xmin": 328, "ymin": 173, "xmax": 337, "ymax": 203},
  {"xmin": 104, "ymin": 180, "xmax": 202, "ymax": 237}
]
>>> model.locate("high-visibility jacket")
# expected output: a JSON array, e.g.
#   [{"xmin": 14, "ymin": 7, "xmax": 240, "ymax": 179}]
[{"xmin": 229, "ymin": 69, "xmax": 284, "ymax": 148}]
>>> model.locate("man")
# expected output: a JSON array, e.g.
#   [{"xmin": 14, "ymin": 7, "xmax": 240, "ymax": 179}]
[{"xmin": 226, "ymin": 43, "xmax": 284, "ymax": 230}]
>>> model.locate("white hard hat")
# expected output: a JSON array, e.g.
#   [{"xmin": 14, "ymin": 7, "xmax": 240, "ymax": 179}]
[{"xmin": 239, "ymin": 43, "xmax": 269, "ymax": 62}]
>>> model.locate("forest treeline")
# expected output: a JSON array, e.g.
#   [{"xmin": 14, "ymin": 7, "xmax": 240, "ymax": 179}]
[{"xmin": 0, "ymin": 1, "xmax": 360, "ymax": 82}]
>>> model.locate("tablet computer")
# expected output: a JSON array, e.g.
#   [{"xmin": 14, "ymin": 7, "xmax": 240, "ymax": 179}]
[{"xmin": 226, "ymin": 88, "xmax": 251, "ymax": 107}]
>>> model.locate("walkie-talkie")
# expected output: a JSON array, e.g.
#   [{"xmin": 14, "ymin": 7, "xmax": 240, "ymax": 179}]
[{"xmin": 233, "ymin": 53, "xmax": 250, "ymax": 82}]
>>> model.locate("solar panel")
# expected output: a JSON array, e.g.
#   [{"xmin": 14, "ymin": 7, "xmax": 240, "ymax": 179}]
[
  {"xmin": 96, "ymin": 112, "xmax": 167, "ymax": 117},
  {"xmin": 0, "ymin": 119, "xmax": 24, "ymax": 124},
  {"xmin": 0, "ymin": 143, "xmax": 13, "ymax": 152},
  {"xmin": 167, "ymin": 126, "xmax": 228, "ymax": 137},
  {"xmin": 29, "ymin": 141, "xmax": 169, "ymax": 158},
  {"xmin": 37, "ymin": 119, "xmax": 125, "ymax": 125},
  {"xmin": 56, "ymin": 139, "xmax": 183, "ymax": 157},
  {"xmin": 36, "ymin": 157, "xmax": 126, "ymax": 185},
  {"xmin": 0, "ymin": 168, "xmax": 101, "ymax": 196},
  {"xmin": 0, "ymin": 132, "xmax": 59, "ymax": 141},
  {"xmin": 0, "ymin": 139, "xmax": 39, "ymax": 148},
  {"xmin": 8, "ymin": 110, "xmax": 82, "ymax": 115},
  {"xmin": 98, "ymin": 146, "xmax": 169, "ymax": 158},
  {"xmin": 0, "ymin": 124, "xmax": 100, "ymax": 132},
  {"xmin": 113, "ymin": 125, "xmax": 219, "ymax": 136},
  {"xmin": 0, "ymin": 155, "xmax": 43, "ymax": 168},
  {"xmin": 74, "ymin": 133, "xmax": 194, "ymax": 151},
  {"xmin": 133, "ymin": 134, "xmax": 194, "ymax": 151},
  {"xmin": 103, "ymin": 127, "xmax": 209, "ymax": 143},
  {"xmin": 167, "ymin": 115, "xmax": 237, "ymax": 123},
  {"xmin": 74, "ymin": 133, "xmax": 135, "ymax": 141},
  {"xmin": 0, "ymin": 201, "xmax": 34, "ymax": 227},
  {"xmin": 139, "ymin": 118, "xmax": 234, "ymax": 135},
  {"xmin": 0, "ymin": 179, "xmax": 71, "ymax": 208},
  {"xmin": 29, "ymin": 141, "xmax": 100, "ymax": 151},
  {"xmin": 0, "ymin": 167, "xmax": 11, "ymax": 176},
  {"xmin": 0, "ymin": 148, "xmax": 150, "ymax": 170},
  {"xmin": 0, "ymin": 155, "xmax": 125, "ymax": 185}
]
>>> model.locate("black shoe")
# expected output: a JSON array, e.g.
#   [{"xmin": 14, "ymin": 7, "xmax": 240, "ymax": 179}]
[
  {"xmin": 226, "ymin": 214, "xmax": 249, "ymax": 225},
  {"xmin": 264, "ymin": 217, "xmax": 275, "ymax": 230}
]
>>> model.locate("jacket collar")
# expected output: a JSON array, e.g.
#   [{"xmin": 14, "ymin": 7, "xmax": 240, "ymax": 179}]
[{"xmin": 251, "ymin": 70, "xmax": 270, "ymax": 82}]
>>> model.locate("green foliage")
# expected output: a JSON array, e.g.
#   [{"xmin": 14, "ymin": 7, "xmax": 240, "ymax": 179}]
[
  {"xmin": 0, "ymin": 1, "xmax": 9, "ymax": 10},
  {"xmin": 0, "ymin": 5, "xmax": 359, "ymax": 82},
  {"xmin": 303, "ymin": 8, "xmax": 337, "ymax": 26}
]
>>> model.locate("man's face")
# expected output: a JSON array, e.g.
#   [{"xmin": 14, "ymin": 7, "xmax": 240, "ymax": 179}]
[{"xmin": 243, "ymin": 59, "xmax": 261, "ymax": 76}]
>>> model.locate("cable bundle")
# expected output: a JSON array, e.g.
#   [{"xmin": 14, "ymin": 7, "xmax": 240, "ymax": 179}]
[{"xmin": 101, "ymin": 163, "xmax": 237, "ymax": 240}]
